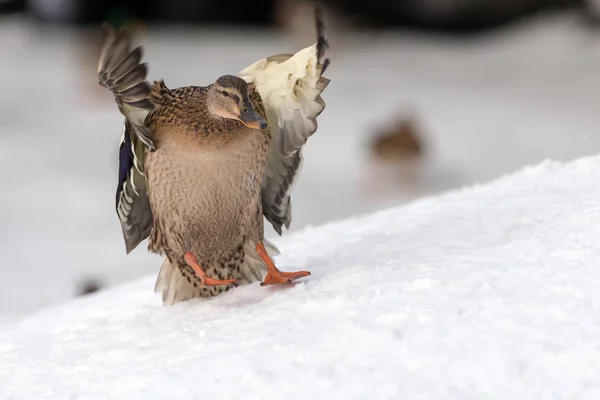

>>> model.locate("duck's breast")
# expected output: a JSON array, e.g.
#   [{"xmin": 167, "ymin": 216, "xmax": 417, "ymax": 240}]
[{"xmin": 145, "ymin": 127, "xmax": 269, "ymax": 254}]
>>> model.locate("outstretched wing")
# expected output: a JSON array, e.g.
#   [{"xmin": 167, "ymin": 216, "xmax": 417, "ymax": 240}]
[
  {"xmin": 98, "ymin": 25, "xmax": 155, "ymax": 253},
  {"xmin": 115, "ymin": 121, "xmax": 153, "ymax": 253},
  {"xmin": 239, "ymin": 8, "xmax": 330, "ymax": 234}
]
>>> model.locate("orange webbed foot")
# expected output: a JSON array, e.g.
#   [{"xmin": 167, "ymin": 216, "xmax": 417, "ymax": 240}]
[
  {"xmin": 184, "ymin": 252, "xmax": 239, "ymax": 288},
  {"xmin": 255, "ymin": 242, "xmax": 311, "ymax": 287},
  {"xmin": 260, "ymin": 269, "xmax": 311, "ymax": 286},
  {"xmin": 200, "ymin": 276, "xmax": 239, "ymax": 288}
]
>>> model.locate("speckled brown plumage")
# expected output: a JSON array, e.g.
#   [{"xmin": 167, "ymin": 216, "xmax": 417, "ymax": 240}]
[
  {"xmin": 98, "ymin": 9, "xmax": 329, "ymax": 304},
  {"xmin": 143, "ymin": 79, "xmax": 272, "ymax": 298}
]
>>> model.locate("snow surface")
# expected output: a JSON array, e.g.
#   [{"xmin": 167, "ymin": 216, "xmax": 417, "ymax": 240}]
[
  {"xmin": 2, "ymin": 155, "xmax": 600, "ymax": 399},
  {"xmin": 3, "ymin": 12, "xmax": 600, "ymax": 317}
]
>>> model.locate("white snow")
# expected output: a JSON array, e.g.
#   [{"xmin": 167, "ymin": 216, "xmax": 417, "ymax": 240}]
[
  {"xmin": 4, "ymin": 12, "xmax": 600, "ymax": 318},
  {"xmin": 2, "ymin": 155, "xmax": 600, "ymax": 399}
]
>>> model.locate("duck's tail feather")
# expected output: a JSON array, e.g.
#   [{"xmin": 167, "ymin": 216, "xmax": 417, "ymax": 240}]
[
  {"xmin": 154, "ymin": 258, "xmax": 205, "ymax": 305},
  {"xmin": 154, "ymin": 240, "xmax": 270, "ymax": 305}
]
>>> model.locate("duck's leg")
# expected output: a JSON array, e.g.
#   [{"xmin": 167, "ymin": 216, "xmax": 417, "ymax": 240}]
[
  {"xmin": 255, "ymin": 242, "xmax": 311, "ymax": 286},
  {"xmin": 184, "ymin": 252, "xmax": 238, "ymax": 287}
]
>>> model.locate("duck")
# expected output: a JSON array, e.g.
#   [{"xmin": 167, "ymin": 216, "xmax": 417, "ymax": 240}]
[
  {"xmin": 97, "ymin": 9, "xmax": 330, "ymax": 305},
  {"xmin": 370, "ymin": 117, "xmax": 424, "ymax": 164}
]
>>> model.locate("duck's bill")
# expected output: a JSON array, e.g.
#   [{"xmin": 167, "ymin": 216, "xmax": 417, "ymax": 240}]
[
  {"xmin": 240, "ymin": 103, "xmax": 268, "ymax": 130},
  {"xmin": 243, "ymin": 119, "xmax": 268, "ymax": 130}
]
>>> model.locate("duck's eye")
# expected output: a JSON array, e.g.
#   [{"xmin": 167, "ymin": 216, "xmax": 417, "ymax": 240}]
[{"xmin": 221, "ymin": 90, "xmax": 229, "ymax": 97}]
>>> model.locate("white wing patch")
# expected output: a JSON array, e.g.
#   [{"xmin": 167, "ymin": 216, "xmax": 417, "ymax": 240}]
[
  {"xmin": 239, "ymin": 44, "xmax": 325, "ymax": 156},
  {"xmin": 238, "ymin": 23, "xmax": 330, "ymax": 234}
]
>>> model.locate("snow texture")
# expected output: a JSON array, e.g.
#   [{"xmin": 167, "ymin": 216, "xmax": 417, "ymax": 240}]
[
  {"xmin": 2, "ymin": 156, "xmax": 600, "ymax": 399},
  {"xmin": 3, "ymin": 13, "xmax": 600, "ymax": 318}
]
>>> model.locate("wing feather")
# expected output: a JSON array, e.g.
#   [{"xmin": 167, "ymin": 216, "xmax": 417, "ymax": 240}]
[
  {"xmin": 116, "ymin": 121, "xmax": 153, "ymax": 253},
  {"xmin": 239, "ymin": 8, "xmax": 330, "ymax": 234},
  {"xmin": 99, "ymin": 24, "xmax": 155, "ymax": 253}
]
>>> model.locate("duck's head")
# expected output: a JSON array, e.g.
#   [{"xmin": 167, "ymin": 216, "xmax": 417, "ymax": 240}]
[{"xmin": 207, "ymin": 75, "xmax": 268, "ymax": 130}]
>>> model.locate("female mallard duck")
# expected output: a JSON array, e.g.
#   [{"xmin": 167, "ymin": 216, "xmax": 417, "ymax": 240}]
[{"xmin": 98, "ymin": 10, "xmax": 330, "ymax": 304}]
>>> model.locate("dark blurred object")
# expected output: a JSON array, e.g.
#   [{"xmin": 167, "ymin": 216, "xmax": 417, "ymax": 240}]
[
  {"xmin": 4, "ymin": 0, "xmax": 589, "ymax": 32},
  {"xmin": 25, "ymin": 0, "xmax": 275, "ymax": 25},
  {"xmin": 370, "ymin": 117, "xmax": 424, "ymax": 164},
  {"xmin": 581, "ymin": 0, "xmax": 600, "ymax": 25},
  {"xmin": 311, "ymin": 0, "xmax": 578, "ymax": 31},
  {"xmin": 361, "ymin": 115, "xmax": 426, "ymax": 199},
  {"xmin": 0, "ymin": 0, "xmax": 25, "ymax": 13},
  {"xmin": 77, "ymin": 278, "xmax": 103, "ymax": 296},
  {"xmin": 151, "ymin": 0, "xmax": 274, "ymax": 24}
]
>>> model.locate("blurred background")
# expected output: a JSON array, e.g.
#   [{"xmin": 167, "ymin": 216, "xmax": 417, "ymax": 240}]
[{"xmin": 2, "ymin": 0, "xmax": 600, "ymax": 321}]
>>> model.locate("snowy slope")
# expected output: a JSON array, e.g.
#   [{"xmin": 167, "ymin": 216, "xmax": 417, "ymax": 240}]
[
  {"xmin": 4, "ymin": 13, "xmax": 600, "ymax": 318},
  {"xmin": 2, "ymin": 156, "xmax": 600, "ymax": 399}
]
